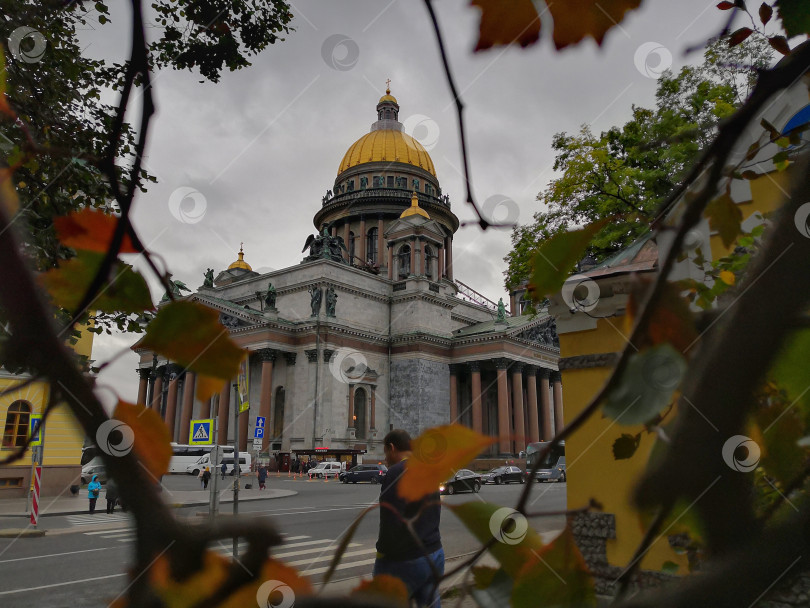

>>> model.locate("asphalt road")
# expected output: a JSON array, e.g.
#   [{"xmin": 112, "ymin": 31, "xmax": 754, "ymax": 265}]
[{"xmin": 0, "ymin": 474, "xmax": 567, "ymax": 607}]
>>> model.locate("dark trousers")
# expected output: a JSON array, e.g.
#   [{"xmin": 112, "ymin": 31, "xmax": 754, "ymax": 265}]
[
  {"xmin": 106, "ymin": 499, "xmax": 116, "ymax": 514},
  {"xmin": 89, "ymin": 498, "xmax": 97, "ymax": 514},
  {"xmin": 203, "ymin": 479, "xmax": 209, "ymax": 489}
]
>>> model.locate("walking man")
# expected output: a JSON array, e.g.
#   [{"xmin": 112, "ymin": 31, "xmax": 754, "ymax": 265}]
[
  {"xmin": 87, "ymin": 474, "xmax": 101, "ymax": 515},
  {"xmin": 221, "ymin": 461, "xmax": 227, "ymax": 480},
  {"xmin": 257, "ymin": 464, "xmax": 267, "ymax": 490},
  {"xmin": 202, "ymin": 467, "xmax": 211, "ymax": 490},
  {"xmin": 105, "ymin": 478, "xmax": 118, "ymax": 514},
  {"xmin": 374, "ymin": 429, "xmax": 444, "ymax": 607}
]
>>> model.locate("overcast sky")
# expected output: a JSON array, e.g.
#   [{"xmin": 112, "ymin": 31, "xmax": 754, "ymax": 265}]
[{"xmin": 81, "ymin": 0, "xmax": 729, "ymax": 401}]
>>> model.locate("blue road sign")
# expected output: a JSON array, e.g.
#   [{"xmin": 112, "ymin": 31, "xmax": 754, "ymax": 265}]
[
  {"xmin": 254, "ymin": 427, "xmax": 265, "ymax": 439},
  {"xmin": 190, "ymin": 419, "xmax": 214, "ymax": 445},
  {"xmin": 256, "ymin": 416, "xmax": 266, "ymax": 429}
]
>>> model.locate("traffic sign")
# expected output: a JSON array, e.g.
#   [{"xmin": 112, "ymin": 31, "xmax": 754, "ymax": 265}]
[
  {"xmin": 189, "ymin": 419, "xmax": 214, "ymax": 445},
  {"xmin": 30, "ymin": 415, "xmax": 42, "ymax": 447},
  {"xmin": 252, "ymin": 438, "xmax": 262, "ymax": 449},
  {"xmin": 254, "ymin": 427, "xmax": 264, "ymax": 439},
  {"xmin": 256, "ymin": 416, "xmax": 265, "ymax": 428}
]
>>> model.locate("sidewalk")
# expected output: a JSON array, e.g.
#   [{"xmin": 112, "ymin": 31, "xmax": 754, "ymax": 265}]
[{"xmin": 0, "ymin": 485, "xmax": 296, "ymax": 518}]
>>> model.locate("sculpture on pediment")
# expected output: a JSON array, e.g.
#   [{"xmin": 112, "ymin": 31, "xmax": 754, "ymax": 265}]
[
  {"xmin": 360, "ymin": 176, "xmax": 368, "ymax": 189},
  {"xmin": 219, "ymin": 313, "xmax": 240, "ymax": 328},
  {"xmin": 160, "ymin": 274, "xmax": 191, "ymax": 302},
  {"xmin": 203, "ymin": 268, "xmax": 214, "ymax": 288},
  {"xmin": 496, "ymin": 298, "xmax": 507, "ymax": 323},
  {"xmin": 302, "ymin": 222, "xmax": 349, "ymax": 264},
  {"xmin": 326, "ymin": 286, "xmax": 338, "ymax": 317},
  {"xmin": 264, "ymin": 282, "xmax": 277, "ymax": 309},
  {"xmin": 309, "ymin": 285, "xmax": 322, "ymax": 316}
]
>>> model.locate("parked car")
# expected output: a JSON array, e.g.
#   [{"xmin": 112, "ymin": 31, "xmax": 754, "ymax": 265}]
[
  {"xmin": 341, "ymin": 464, "xmax": 388, "ymax": 484},
  {"xmin": 308, "ymin": 462, "xmax": 342, "ymax": 479},
  {"xmin": 533, "ymin": 456, "xmax": 566, "ymax": 483},
  {"xmin": 81, "ymin": 463, "xmax": 107, "ymax": 484},
  {"xmin": 482, "ymin": 466, "xmax": 526, "ymax": 485},
  {"xmin": 439, "ymin": 469, "xmax": 482, "ymax": 495}
]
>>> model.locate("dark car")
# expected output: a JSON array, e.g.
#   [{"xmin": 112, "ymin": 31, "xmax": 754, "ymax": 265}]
[
  {"xmin": 341, "ymin": 464, "xmax": 388, "ymax": 484},
  {"xmin": 439, "ymin": 469, "xmax": 482, "ymax": 495},
  {"xmin": 483, "ymin": 466, "xmax": 526, "ymax": 485}
]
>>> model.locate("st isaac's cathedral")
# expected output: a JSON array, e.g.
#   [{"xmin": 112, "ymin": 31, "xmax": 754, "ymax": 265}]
[{"xmin": 132, "ymin": 89, "xmax": 563, "ymax": 464}]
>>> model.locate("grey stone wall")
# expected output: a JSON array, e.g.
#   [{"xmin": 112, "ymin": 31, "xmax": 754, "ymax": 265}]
[{"xmin": 389, "ymin": 358, "xmax": 450, "ymax": 436}]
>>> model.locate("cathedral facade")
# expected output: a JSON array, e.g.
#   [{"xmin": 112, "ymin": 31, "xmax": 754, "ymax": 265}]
[{"xmin": 133, "ymin": 90, "xmax": 562, "ymax": 463}]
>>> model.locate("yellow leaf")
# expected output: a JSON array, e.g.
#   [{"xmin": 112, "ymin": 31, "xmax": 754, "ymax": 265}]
[
  {"xmin": 471, "ymin": 0, "xmax": 541, "ymax": 51},
  {"xmin": 221, "ymin": 558, "xmax": 313, "ymax": 608},
  {"xmin": 55, "ymin": 209, "xmax": 139, "ymax": 254},
  {"xmin": 399, "ymin": 424, "xmax": 496, "ymax": 501},
  {"xmin": 548, "ymin": 0, "xmax": 642, "ymax": 49},
  {"xmin": 113, "ymin": 400, "xmax": 172, "ymax": 480},
  {"xmin": 0, "ymin": 168, "xmax": 19, "ymax": 214},
  {"xmin": 351, "ymin": 574, "xmax": 409, "ymax": 607},
  {"xmin": 718, "ymin": 270, "xmax": 736, "ymax": 286},
  {"xmin": 195, "ymin": 374, "xmax": 225, "ymax": 402},
  {"xmin": 150, "ymin": 551, "xmax": 230, "ymax": 608}
]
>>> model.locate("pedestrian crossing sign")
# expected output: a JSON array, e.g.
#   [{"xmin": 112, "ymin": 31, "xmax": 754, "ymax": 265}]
[
  {"xmin": 189, "ymin": 419, "xmax": 213, "ymax": 445},
  {"xmin": 30, "ymin": 415, "xmax": 42, "ymax": 446}
]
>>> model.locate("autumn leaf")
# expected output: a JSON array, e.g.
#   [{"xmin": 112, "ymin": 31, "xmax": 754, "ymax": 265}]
[
  {"xmin": 528, "ymin": 218, "xmax": 611, "ymax": 301},
  {"xmin": 769, "ymin": 35, "xmax": 791, "ymax": 55},
  {"xmin": 150, "ymin": 551, "xmax": 230, "ymax": 608},
  {"xmin": 728, "ymin": 27, "xmax": 753, "ymax": 46},
  {"xmin": 717, "ymin": 1, "xmax": 736, "ymax": 8},
  {"xmin": 547, "ymin": 0, "xmax": 642, "ymax": 50},
  {"xmin": 351, "ymin": 575, "xmax": 409, "ymax": 607},
  {"xmin": 0, "ymin": 47, "xmax": 14, "ymax": 119},
  {"xmin": 398, "ymin": 424, "xmax": 495, "ymax": 501},
  {"xmin": 775, "ymin": 0, "xmax": 810, "ymax": 38},
  {"xmin": 139, "ymin": 301, "xmax": 244, "ymax": 380},
  {"xmin": 221, "ymin": 558, "xmax": 312, "ymax": 608},
  {"xmin": 39, "ymin": 250, "xmax": 153, "ymax": 313},
  {"xmin": 718, "ymin": 270, "xmax": 736, "ymax": 286},
  {"xmin": 195, "ymin": 373, "xmax": 225, "ymax": 402},
  {"xmin": 55, "ymin": 209, "xmax": 138, "ymax": 254},
  {"xmin": 626, "ymin": 280, "xmax": 698, "ymax": 353},
  {"xmin": 759, "ymin": 2, "xmax": 773, "ymax": 24},
  {"xmin": 471, "ymin": 0, "xmax": 541, "ymax": 52},
  {"xmin": 0, "ymin": 167, "xmax": 19, "ymax": 214},
  {"xmin": 114, "ymin": 400, "xmax": 172, "ymax": 480},
  {"xmin": 705, "ymin": 193, "xmax": 743, "ymax": 248}
]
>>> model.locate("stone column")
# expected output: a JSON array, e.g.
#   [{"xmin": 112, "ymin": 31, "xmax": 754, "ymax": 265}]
[
  {"xmin": 348, "ymin": 385, "xmax": 355, "ymax": 429},
  {"xmin": 258, "ymin": 349, "xmax": 276, "ymax": 452},
  {"xmin": 495, "ymin": 359, "xmax": 511, "ymax": 453},
  {"xmin": 539, "ymin": 369, "xmax": 553, "ymax": 440},
  {"xmin": 150, "ymin": 367, "xmax": 165, "ymax": 413},
  {"xmin": 377, "ymin": 216, "xmax": 384, "ymax": 267},
  {"xmin": 239, "ymin": 399, "xmax": 249, "ymax": 453},
  {"xmin": 199, "ymin": 396, "xmax": 211, "ymax": 419},
  {"xmin": 448, "ymin": 364, "xmax": 459, "ymax": 423},
  {"xmin": 410, "ymin": 238, "xmax": 416, "ymax": 276},
  {"xmin": 421, "ymin": 239, "xmax": 427, "ymax": 276},
  {"xmin": 526, "ymin": 366, "xmax": 540, "ymax": 444},
  {"xmin": 343, "ymin": 221, "xmax": 351, "ymax": 263},
  {"xmin": 387, "ymin": 242, "xmax": 394, "ymax": 280},
  {"xmin": 370, "ymin": 386, "xmax": 376, "ymax": 430},
  {"xmin": 165, "ymin": 365, "xmax": 182, "ymax": 441},
  {"xmin": 469, "ymin": 361, "xmax": 483, "ymax": 434},
  {"xmin": 511, "ymin": 363, "xmax": 525, "ymax": 454},
  {"xmin": 331, "ymin": 225, "xmax": 336, "ymax": 237},
  {"xmin": 552, "ymin": 371, "xmax": 564, "ymax": 434},
  {"xmin": 445, "ymin": 236, "xmax": 454, "ymax": 281},
  {"xmin": 359, "ymin": 215, "xmax": 366, "ymax": 263},
  {"xmin": 217, "ymin": 381, "xmax": 230, "ymax": 445},
  {"xmin": 179, "ymin": 371, "xmax": 195, "ymax": 444},
  {"xmin": 136, "ymin": 369, "xmax": 150, "ymax": 406}
]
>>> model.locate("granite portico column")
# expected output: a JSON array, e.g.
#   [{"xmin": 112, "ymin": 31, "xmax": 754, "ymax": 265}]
[
  {"xmin": 387, "ymin": 242, "xmax": 394, "ymax": 280},
  {"xmin": 179, "ymin": 371, "xmax": 195, "ymax": 444},
  {"xmin": 448, "ymin": 364, "xmax": 459, "ymax": 423},
  {"xmin": 538, "ymin": 369, "xmax": 553, "ymax": 440},
  {"xmin": 344, "ymin": 221, "xmax": 351, "ymax": 263},
  {"xmin": 377, "ymin": 216, "xmax": 384, "ymax": 266},
  {"xmin": 445, "ymin": 236, "xmax": 454, "ymax": 281},
  {"xmin": 552, "ymin": 371, "xmax": 564, "ymax": 434},
  {"xmin": 137, "ymin": 369, "xmax": 150, "ymax": 406},
  {"xmin": 165, "ymin": 364, "xmax": 182, "ymax": 441},
  {"xmin": 217, "ymin": 380, "xmax": 230, "ymax": 445},
  {"xmin": 348, "ymin": 385, "xmax": 355, "ymax": 430},
  {"xmin": 359, "ymin": 215, "xmax": 366, "ymax": 263},
  {"xmin": 495, "ymin": 359, "xmax": 511, "ymax": 454},
  {"xmin": 421, "ymin": 239, "xmax": 427, "ymax": 276},
  {"xmin": 150, "ymin": 366, "xmax": 165, "ymax": 413},
  {"xmin": 239, "ymin": 396, "xmax": 249, "ymax": 453},
  {"xmin": 370, "ymin": 386, "xmax": 376, "ymax": 431},
  {"xmin": 526, "ymin": 366, "xmax": 540, "ymax": 444},
  {"xmin": 438, "ymin": 245, "xmax": 444, "ymax": 279},
  {"xmin": 410, "ymin": 238, "xmax": 416, "ymax": 276},
  {"xmin": 469, "ymin": 362, "xmax": 483, "ymax": 434},
  {"xmin": 258, "ymin": 349, "xmax": 276, "ymax": 452},
  {"xmin": 511, "ymin": 363, "xmax": 525, "ymax": 454},
  {"xmin": 199, "ymin": 395, "xmax": 211, "ymax": 419}
]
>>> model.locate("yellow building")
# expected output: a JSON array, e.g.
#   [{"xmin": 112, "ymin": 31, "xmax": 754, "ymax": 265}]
[{"xmin": 0, "ymin": 328, "xmax": 95, "ymax": 498}]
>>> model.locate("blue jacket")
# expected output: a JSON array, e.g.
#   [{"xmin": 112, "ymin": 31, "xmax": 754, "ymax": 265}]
[{"xmin": 88, "ymin": 475, "xmax": 101, "ymax": 499}]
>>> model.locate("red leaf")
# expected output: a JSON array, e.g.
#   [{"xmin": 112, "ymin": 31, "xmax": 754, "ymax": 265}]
[
  {"xmin": 759, "ymin": 2, "xmax": 773, "ymax": 24},
  {"xmin": 717, "ymin": 1, "xmax": 736, "ymax": 8},
  {"xmin": 471, "ymin": 0, "xmax": 541, "ymax": 51},
  {"xmin": 728, "ymin": 27, "xmax": 753, "ymax": 46},
  {"xmin": 55, "ymin": 209, "xmax": 138, "ymax": 254},
  {"xmin": 769, "ymin": 35, "xmax": 791, "ymax": 55}
]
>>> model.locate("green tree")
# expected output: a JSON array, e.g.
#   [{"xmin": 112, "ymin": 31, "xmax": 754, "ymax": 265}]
[{"xmin": 504, "ymin": 37, "xmax": 772, "ymax": 290}]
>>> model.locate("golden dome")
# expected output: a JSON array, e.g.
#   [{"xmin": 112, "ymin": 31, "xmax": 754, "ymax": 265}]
[
  {"xmin": 400, "ymin": 192, "xmax": 430, "ymax": 219},
  {"xmin": 228, "ymin": 244, "xmax": 252, "ymax": 271},
  {"xmin": 338, "ymin": 129, "xmax": 436, "ymax": 177},
  {"xmin": 379, "ymin": 93, "xmax": 398, "ymax": 104}
]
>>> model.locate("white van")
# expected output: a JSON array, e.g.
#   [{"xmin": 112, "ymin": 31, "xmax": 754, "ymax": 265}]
[
  {"xmin": 308, "ymin": 461, "xmax": 341, "ymax": 479},
  {"xmin": 186, "ymin": 446, "xmax": 239, "ymax": 475}
]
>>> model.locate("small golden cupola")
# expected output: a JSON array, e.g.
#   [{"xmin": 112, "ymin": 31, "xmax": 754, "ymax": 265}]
[
  {"xmin": 228, "ymin": 243, "xmax": 253, "ymax": 271},
  {"xmin": 400, "ymin": 192, "xmax": 430, "ymax": 219}
]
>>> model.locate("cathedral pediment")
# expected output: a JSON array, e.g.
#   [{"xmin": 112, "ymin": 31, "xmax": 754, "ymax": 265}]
[{"xmin": 188, "ymin": 293, "xmax": 265, "ymax": 328}]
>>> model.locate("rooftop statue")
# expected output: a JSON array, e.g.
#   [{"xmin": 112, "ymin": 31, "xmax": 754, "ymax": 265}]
[
  {"xmin": 496, "ymin": 298, "xmax": 507, "ymax": 323},
  {"xmin": 203, "ymin": 268, "xmax": 214, "ymax": 288},
  {"xmin": 301, "ymin": 222, "xmax": 349, "ymax": 264},
  {"xmin": 264, "ymin": 282, "xmax": 277, "ymax": 309},
  {"xmin": 161, "ymin": 275, "xmax": 191, "ymax": 302}
]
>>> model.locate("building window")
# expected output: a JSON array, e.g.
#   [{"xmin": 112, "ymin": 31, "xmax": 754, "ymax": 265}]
[
  {"xmin": 354, "ymin": 387, "xmax": 367, "ymax": 440},
  {"xmin": 2, "ymin": 401, "xmax": 31, "ymax": 449},
  {"xmin": 387, "ymin": 175, "xmax": 394, "ymax": 188},
  {"xmin": 398, "ymin": 244, "xmax": 411, "ymax": 279},
  {"xmin": 360, "ymin": 176, "xmax": 368, "ymax": 189},
  {"xmin": 367, "ymin": 228, "xmax": 379, "ymax": 265},
  {"xmin": 349, "ymin": 231, "xmax": 355, "ymax": 263},
  {"xmin": 347, "ymin": 179, "xmax": 354, "ymax": 192},
  {"xmin": 396, "ymin": 176, "xmax": 407, "ymax": 189},
  {"xmin": 425, "ymin": 183, "xmax": 433, "ymax": 196},
  {"xmin": 0, "ymin": 477, "xmax": 23, "ymax": 488}
]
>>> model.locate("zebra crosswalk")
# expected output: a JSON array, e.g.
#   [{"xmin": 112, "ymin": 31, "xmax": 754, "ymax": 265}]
[
  {"xmin": 66, "ymin": 513, "xmax": 131, "ymax": 527},
  {"xmin": 80, "ymin": 530, "xmax": 379, "ymax": 578}
]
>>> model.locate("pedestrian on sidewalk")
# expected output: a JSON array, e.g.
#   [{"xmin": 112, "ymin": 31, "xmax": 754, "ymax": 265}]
[
  {"xmin": 105, "ymin": 478, "xmax": 119, "ymax": 514},
  {"xmin": 202, "ymin": 468, "xmax": 211, "ymax": 489},
  {"xmin": 373, "ymin": 429, "xmax": 444, "ymax": 608},
  {"xmin": 257, "ymin": 464, "xmax": 267, "ymax": 490},
  {"xmin": 221, "ymin": 461, "xmax": 227, "ymax": 480},
  {"xmin": 87, "ymin": 474, "xmax": 101, "ymax": 515},
  {"xmin": 198, "ymin": 468, "xmax": 205, "ymax": 488}
]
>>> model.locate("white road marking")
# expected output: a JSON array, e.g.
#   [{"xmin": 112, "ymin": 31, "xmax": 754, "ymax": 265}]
[
  {"xmin": 300, "ymin": 558, "xmax": 377, "ymax": 576},
  {"xmin": 0, "ymin": 547, "xmax": 114, "ymax": 564},
  {"xmin": 0, "ymin": 573, "xmax": 127, "ymax": 595}
]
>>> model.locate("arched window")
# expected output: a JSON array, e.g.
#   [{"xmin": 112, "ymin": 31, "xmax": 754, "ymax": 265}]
[
  {"xmin": 424, "ymin": 245, "xmax": 434, "ymax": 280},
  {"xmin": 2, "ymin": 401, "xmax": 31, "ymax": 448},
  {"xmin": 272, "ymin": 387, "xmax": 285, "ymax": 440},
  {"xmin": 348, "ymin": 231, "xmax": 355, "ymax": 263},
  {"xmin": 354, "ymin": 387, "xmax": 367, "ymax": 440},
  {"xmin": 366, "ymin": 228, "xmax": 378, "ymax": 265},
  {"xmin": 398, "ymin": 245, "xmax": 411, "ymax": 279}
]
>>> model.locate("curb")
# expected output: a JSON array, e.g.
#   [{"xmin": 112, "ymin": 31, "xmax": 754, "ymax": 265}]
[{"xmin": 0, "ymin": 528, "xmax": 46, "ymax": 538}]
